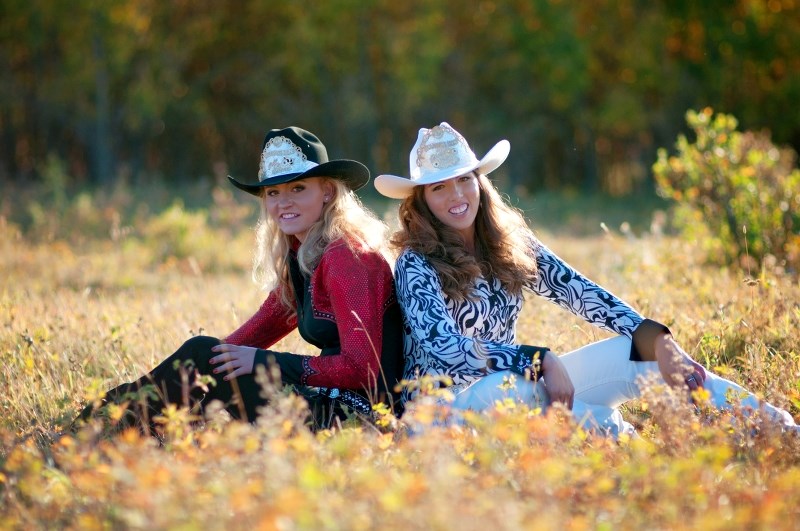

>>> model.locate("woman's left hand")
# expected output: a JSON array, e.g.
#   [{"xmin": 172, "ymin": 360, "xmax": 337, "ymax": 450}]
[
  {"xmin": 209, "ymin": 344, "xmax": 258, "ymax": 380},
  {"xmin": 654, "ymin": 334, "xmax": 707, "ymax": 392}
]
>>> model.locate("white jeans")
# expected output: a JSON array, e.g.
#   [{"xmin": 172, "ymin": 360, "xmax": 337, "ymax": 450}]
[{"xmin": 452, "ymin": 336, "xmax": 796, "ymax": 436}]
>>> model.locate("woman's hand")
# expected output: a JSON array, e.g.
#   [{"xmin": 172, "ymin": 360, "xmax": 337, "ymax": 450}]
[
  {"xmin": 654, "ymin": 334, "xmax": 707, "ymax": 392},
  {"xmin": 209, "ymin": 344, "xmax": 258, "ymax": 380},
  {"xmin": 541, "ymin": 352, "xmax": 575, "ymax": 409}
]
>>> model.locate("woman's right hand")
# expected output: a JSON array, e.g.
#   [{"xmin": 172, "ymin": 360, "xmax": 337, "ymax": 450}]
[
  {"xmin": 541, "ymin": 352, "xmax": 575, "ymax": 409},
  {"xmin": 654, "ymin": 333, "xmax": 707, "ymax": 392}
]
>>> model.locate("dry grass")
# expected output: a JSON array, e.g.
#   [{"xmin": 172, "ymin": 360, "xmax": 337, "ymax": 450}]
[{"xmin": 2, "ymin": 194, "xmax": 800, "ymax": 530}]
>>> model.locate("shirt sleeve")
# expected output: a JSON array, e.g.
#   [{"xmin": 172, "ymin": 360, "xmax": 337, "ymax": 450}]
[
  {"xmin": 258, "ymin": 245, "xmax": 396, "ymax": 390},
  {"xmin": 223, "ymin": 287, "xmax": 298, "ymax": 348},
  {"xmin": 527, "ymin": 239, "xmax": 644, "ymax": 339},
  {"xmin": 396, "ymin": 251, "xmax": 547, "ymax": 378}
]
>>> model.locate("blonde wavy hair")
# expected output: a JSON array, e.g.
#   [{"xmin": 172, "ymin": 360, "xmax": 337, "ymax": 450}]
[
  {"xmin": 391, "ymin": 173, "xmax": 538, "ymax": 300},
  {"xmin": 253, "ymin": 178, "xmax": 389, "ymax": 312}
]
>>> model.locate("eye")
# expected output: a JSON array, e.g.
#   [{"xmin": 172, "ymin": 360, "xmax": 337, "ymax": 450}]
[
  {"xmin": 430, "ymin": 184, "xmax": 444, "ymax": 192},
  {"xmin": 265, "ymin": 189, "xmax": 279, "ymax": 197},
  {"xmin": 291, "ymin": 184, "xmax": 306, "ymax": 192},
  {"xmin": 458, "ymin": 174, "xmax": 473, "ymax": 182}
]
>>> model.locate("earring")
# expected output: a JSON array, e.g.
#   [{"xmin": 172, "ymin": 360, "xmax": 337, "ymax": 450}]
[{"xmin": 323, "ymin": 196, "xmax": 330, "ymax": 203}]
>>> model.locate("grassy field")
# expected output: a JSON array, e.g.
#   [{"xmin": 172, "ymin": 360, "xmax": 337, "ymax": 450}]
[{"xmin": 2, "ymin": 183, "xmax": 800, "ymax": 529}]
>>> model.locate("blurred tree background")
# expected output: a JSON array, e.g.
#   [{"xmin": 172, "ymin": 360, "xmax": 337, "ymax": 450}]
[{"xmin": 1, "ymin": 0, "xmax": 799, "ymax": 198}]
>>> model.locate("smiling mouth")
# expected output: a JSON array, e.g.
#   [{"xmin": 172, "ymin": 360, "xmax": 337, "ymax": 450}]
[
  {"xmin": 449, "ymin": 203, "xmax": 468, "ymax": 215},
  {"xmin": 280, "ymin": 213, "xmax": 300, "ymax": 220}
]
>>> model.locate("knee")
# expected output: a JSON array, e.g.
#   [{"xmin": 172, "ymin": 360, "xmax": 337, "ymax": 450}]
[
  {"xmin": 183, "ymin": 335, "xmax": 220, "ymax": 349},
  {"xmin": 175, "ymin": 335, "xmax": 221, "ymax": 366}
]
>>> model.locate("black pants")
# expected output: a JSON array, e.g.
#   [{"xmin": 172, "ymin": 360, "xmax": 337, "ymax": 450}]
[{"xmin": 79, "ymin": 336, "xmax": 354, "ymax": 433}]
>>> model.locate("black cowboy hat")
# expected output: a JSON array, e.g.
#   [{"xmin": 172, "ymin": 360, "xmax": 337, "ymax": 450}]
[{"xmin": 228, "ymin": 126, "xmax": 370, "ymax": 196}]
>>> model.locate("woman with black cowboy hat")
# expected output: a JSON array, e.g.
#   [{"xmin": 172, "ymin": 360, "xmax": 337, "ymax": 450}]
[
  {"xmin": 374, "ymin": 122, "xmax": 797, "ymax": 435},
  {"xmin": 75, "ymin": 126, "xmax": 404, "ymax": 433}
]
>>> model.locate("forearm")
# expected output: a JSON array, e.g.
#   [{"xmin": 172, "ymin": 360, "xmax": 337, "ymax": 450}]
[
  {"xmin": 225, "ymin": 290, "xmax": 297, "ymax": 348},
  {"xmin": 530, "ymin": 243, "xmax": 644, "ymax": 338},
  {"xmin": 630, "ymin": 318, "xmax": 671, "ymax": 361},
  {"xmin": 254, "ymin": 350, "xmax": 373, "ymax": 390},
  {"xmin": 418, "ymin": 336, "xmax": 549, "ymax": 379}
]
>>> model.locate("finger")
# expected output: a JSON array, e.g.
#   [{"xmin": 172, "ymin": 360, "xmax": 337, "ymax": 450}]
[
  {"xmin": 210, "ymin": 353, "xmax": 235, "ymax": 364},
  {"xmin": 215, "ymin": 350, "xmax": 248, "ymax": 364},
  {"xmin": 213, "ymin": 361, "xmax": 238, "ymax": 374},
  {"xmin": 224, "ymin": 366, "xmax": 253, "ymax": 380},
  {"xmin": 223, "ymin": 369, "xmax": 241, "ymax": 381},
  {"xmin": 695, "ymin": 365, "xmax": 707, "ymax": 382}
]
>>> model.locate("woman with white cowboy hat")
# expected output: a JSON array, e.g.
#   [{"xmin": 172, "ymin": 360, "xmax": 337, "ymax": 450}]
[
  {"xmin": 75, "ymin": 126, "xmax": 405, "ymax": 433},
  {"xmin": 375, "ymin": 122, "xmax": 797, "ymax": 435}
]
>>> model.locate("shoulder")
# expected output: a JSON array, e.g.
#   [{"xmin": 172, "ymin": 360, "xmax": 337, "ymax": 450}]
[
  {"xmin": 396, "ymin": 248, "xmax": 431, "ymax": 270},
  {"xmin": 522, "ymin": 232, "xmax": 542, "ymax": 253},
  {"xmin": 395, "ymin": 248, "xmax": 441, "ymax": 284},
  {"xmin": 530, "ymin": 237, "xmax": 564, "ymax": 263},
  {"xmin": 321, "ymin": 237, "xmax": 391, "ymax": 273}
]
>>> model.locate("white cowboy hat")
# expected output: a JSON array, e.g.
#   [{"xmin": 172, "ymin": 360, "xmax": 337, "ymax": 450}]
[{"xmin": 374, "ymin": 122, "xmax": 510, "ymax": 199}]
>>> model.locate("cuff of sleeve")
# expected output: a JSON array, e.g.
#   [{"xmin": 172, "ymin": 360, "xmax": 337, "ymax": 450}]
[
  {"xmin": 254, "ymin": 349, "xmax": 270, "ymax": 368},
  {"xmin": 254, "ymin": 349, "xmax": 306, "ymax": 385},
  {"xmin": 630, "ymin": 319, "xmax": 671, "ymax": 362},
  {"xmin": 516, "ymin": 345, "xmax": 549, "ymax": 380}
]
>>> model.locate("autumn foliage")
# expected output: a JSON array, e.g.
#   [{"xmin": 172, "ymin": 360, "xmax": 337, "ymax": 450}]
[{"xmin": 654, "ymin": 108, "xmax": 800, "ymax": 273}]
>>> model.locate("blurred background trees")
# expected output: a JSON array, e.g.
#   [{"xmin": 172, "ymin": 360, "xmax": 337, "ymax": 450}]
[{"xmin": 1, "ymin": 0, "xmax": 799, "ymax": 197}]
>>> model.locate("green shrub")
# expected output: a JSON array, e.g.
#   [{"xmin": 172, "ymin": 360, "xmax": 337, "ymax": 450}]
[{"xmin": 653, "ymin": 108, "xmax": 800, "ymax": 273}]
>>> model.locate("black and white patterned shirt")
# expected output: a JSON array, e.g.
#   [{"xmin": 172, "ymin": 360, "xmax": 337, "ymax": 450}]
[{"xmin": 395, "ymin": 240, "xmax": 644, "ymax": 404}]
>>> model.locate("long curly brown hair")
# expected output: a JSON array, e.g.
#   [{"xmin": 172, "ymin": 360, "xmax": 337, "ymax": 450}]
[{"xmin": 390, "ymin": 173, "xmax": 538, "ymax": 300}]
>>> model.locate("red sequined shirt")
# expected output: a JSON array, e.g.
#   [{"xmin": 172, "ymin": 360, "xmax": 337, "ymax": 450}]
[{"xmin": 224, "ymin": 239, "xmax": 401, "ymax": 392}]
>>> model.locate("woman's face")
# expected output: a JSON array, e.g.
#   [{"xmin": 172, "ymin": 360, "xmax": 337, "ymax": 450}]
[
  {"xmin": 423, "ymin": 172, "xmax": 480, "ymax": 240},
  {"xmin": 263, "ymin": 177, "xmax": 333, "ymax": 242}
]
